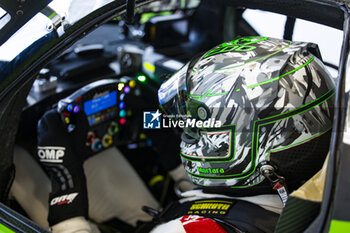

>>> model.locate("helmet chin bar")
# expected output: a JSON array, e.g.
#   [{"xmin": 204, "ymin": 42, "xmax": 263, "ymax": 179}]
[{"xmin": 259, "ymin": 162, "xmax": 289, "ymax": 206}]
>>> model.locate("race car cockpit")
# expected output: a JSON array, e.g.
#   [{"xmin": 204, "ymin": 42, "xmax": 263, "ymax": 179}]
[
  {"xmin": 0, "ymin": 0, "xmax": 349, "ymax": 233},
  {"xmin": 9, "ymin": 1, "xmax": 208, "ymax": 231}
]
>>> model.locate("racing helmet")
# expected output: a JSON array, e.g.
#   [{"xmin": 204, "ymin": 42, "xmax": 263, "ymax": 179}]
[{"xmin": 158, "ymin": 36, "xmax": 335, "ymax": 195}]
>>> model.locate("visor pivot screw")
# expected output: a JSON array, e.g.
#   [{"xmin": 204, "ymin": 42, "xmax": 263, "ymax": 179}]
[
  {"xmin": 259, "ymin": 164, "xmax": 274, "ymax": 176},
  {"xmin": 197, "ymin": 107, "xmax": 207, "ymax": 120}
]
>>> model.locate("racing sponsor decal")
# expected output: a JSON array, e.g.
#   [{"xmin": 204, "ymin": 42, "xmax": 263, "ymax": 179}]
[
  {"xmin": 37, "ymin": 146, "xmax": 65, "ymax": 163},
  {"xmin": 187, "ymin": 200, "xmax": 233, "ymax": 216},
  {"xmin": 197, "ymin": 167, "xmax": 225, "ymax": 174},
  {"xmin": 50, "ymin": 192, "xmax": 79, "ymax": 206}
]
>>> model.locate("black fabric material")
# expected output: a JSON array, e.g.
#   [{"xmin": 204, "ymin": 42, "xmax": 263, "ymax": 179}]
[
  {"xmin": 37, "ymin": 109, "xmax": 89, "ymax": 226},
  {"xmin": 270, "ymin": 130, "xmax": 331, "ymax": 192},
  {"xmin": 138, "ymin": 198, "xmax": 279, "ymax": 233},
  {"xmin": 275, "ymin": 196, "xmax": 321, "ymax": 233}
]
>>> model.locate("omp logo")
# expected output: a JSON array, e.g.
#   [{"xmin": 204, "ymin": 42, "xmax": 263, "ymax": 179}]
[
  {"xmin": 50, "ymin": 192, "xmax": 79, "ymax": 206},
  {"xmin": 37, "ymin": 146, "xmax": 65, "ymax": 163}
]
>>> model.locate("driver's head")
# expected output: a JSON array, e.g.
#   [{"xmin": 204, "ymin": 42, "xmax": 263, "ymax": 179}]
[{"xmin": 158, "ymin": 36, "xmax": 335, "ymax": 195}]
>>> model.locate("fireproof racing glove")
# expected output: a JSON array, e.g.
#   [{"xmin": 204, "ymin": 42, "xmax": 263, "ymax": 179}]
[{"xmin": 37, "ymin": 109, "xmax": 89, "ymax": 226}]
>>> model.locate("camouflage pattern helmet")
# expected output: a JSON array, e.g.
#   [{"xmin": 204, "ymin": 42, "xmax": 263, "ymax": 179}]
[{"xmin": 158, "ymin": 36, "xmax": 335, "ymax": 195}]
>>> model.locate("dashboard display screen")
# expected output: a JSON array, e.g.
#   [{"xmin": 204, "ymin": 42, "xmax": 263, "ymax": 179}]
[{"xmin": 84, "ymin": 91, "xmax": 117, "ymax": 116}]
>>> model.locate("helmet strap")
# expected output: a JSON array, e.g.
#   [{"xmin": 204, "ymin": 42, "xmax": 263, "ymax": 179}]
[{"xmin": 259, "ymin": 163, "xmax": 289, "ymax": 206}]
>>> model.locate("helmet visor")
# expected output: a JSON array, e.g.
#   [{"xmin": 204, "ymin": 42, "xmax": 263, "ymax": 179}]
[
  {"xmin": 158, "ymin": 62, "xmax": 188, "ymax": 117},
  {"xmin": 158, "ymin": 62, "xmax": 211, "ymax": 140}
]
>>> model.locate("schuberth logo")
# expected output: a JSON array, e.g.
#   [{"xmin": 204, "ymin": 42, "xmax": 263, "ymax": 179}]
[
  {"xmin": 50, "ymin": 193, "xmax": 79, "ymax": 206},
  {"xmin": 187, "ymin": 200, "xmax": 233, "ymax": 216},
  {"xmin": 37, "ymin": 146, "xmax": 65, "ymax": 163}
]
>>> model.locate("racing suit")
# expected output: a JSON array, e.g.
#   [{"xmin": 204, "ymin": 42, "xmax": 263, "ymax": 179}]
[
  {"xmin": 141, "ymin": 155, "xmax": 329, "ymax": 233},
  {"xmin": 145, "ymin": 190, "xmax": 283, "ymax": 233}
]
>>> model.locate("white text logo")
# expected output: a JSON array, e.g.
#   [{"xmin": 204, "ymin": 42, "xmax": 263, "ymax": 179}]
[
  {"xmin": 50, "ymin": 192, "xmax": 79, "ymax": 206},
  {"xmin": 163, "ymin": 118, "xmax": 222, "ymax": 128},
  {"xmin": 37, "ymin": 146, "xmax": 65, "ymax": 163}
]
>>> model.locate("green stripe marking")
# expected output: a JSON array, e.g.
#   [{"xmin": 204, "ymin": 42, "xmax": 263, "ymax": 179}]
[
  {"xmin": 0, "ymin": 223, "xmax": 15, "ymax": 233},
  {"xmin": 189, "ymin": 89, "xmax": 228, "ymax": 101},
  {"xmin": 221, "ymin": 36, "xmax": 268, "ymax": 47},
  {"xmin": 48, "ymin": 12, "xmax": 56, "ymax": 19},
  {"xmin": 189, "ymin": 95, "xmax": 201, "ymax": 98},
  {"xmin": 215, "ymin": 42, "xmax": 292, "ymax": 72},
  {"xmin": 208, "ymin": 92, "xmax": 229, "ymax": 97},
  {"xmin": 329, "ymin": 220, "xmax": 350, "ymax": 233},
  {"xmin": 247, "ymin": 56, "xmax": 315, "ymax": 89},
  {"xmin": 239, "ymin": 36, "xmax": 268, "ymax": 45}
]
